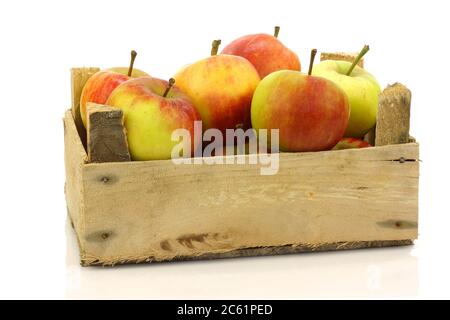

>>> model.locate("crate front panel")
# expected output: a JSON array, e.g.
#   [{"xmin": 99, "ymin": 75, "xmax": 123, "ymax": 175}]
[{"xmin": 79, "ymin": 142, "xmax": 419, "ymax": 263}]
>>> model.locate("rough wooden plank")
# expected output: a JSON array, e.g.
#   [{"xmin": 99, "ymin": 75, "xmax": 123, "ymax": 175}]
[
  {"xmin": 375, "ymin": 83, "xmax": 412, "ymax": 146},
  {"xmin": 71, "ymin": 67, "xmax": 100, "ymax": 149},
  {"xmin": 320, "ymin": 52, "xmax": 364, "ymax": 67},
  {"xmin": 80, "ymin": 240, "xmax": 413, "ymax": 266},
  {"xmin": 86, "ymin": 103, "xmax": 131, "ymax": 163},
  {"xmin": 64, "ymin": 110, "xmax": 87, "ymax": 245},
  {"xmin": 76, "ymin": 143, "xmax": 419, "ymax": 265}
]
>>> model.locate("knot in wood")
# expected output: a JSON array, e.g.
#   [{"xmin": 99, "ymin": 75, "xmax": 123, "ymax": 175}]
[{"xmin": 101, "ymin": 177, "xmax": 109, "ymax": 184}]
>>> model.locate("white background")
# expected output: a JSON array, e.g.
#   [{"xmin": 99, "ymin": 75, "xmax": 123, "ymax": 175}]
[{"xmin": 0, "ymin": 0, "xmax": 449, "ymax": 299}]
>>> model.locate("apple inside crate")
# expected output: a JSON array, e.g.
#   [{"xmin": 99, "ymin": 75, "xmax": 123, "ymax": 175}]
[{"xmin": 65, "ymin": 67, "xmax": 419, "ymax": 266}]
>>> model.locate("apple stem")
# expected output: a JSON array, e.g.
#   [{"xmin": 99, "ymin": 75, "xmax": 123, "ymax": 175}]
[
  {"xmin": 308, "ymin": 49, "xmax": 317, "ymax": 76},
  {"xmin": 274, "ymin": 26, "xmax": 280, "ymax": 38},
  {"xmin": 211, "ymin": 40, "xmax": 221, "ymax": 56},
  {"xmin": 127, "ymin": 50, "xmax": 137, "ymax": 77},
  {"xmin": 163, "ymin": 78, "xmax": 176, "ymax": 98},
  {"xmin": 346, "ymin": 45, "xmax": 369, "ymax": 76}
]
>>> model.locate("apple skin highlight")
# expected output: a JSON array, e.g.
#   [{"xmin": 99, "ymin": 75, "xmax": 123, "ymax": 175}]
[
  {"xmin": 251, "ymin": 70, "xmax": 350, "ymax": 152},
  {"xmin": 221, "ymin": 33, "xmax": 301, "ymax": 78},
  {"xmin": 174, "ymin": 54, "xmax": 260, "ymax": 133},
  {"xmin": 106, "ymin": 77, "xmax": 201, "ymax": 161}
]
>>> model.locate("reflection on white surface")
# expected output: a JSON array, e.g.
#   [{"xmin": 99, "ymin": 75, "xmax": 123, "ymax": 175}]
[{"xmin": 65, "ymin": 219, "xmax": 418, "ymax": 299}]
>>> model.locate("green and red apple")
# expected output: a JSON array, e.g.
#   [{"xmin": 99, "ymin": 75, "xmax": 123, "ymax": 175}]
[
  {"xmin": 106, "ymin": 77, "xmax": 201, "ymax": 161},
  {"xmin": 174, "ymin": 43, "xmax": 260, "ymax": 133},
  {"xmin": 312, "ymin": 45, "xmax": 381, "ymax": 138},
  {"xmin": 251, "ymin": 50, "xmax": 350, "ymax": 152},
  {"xmin": 80, "ymin": 51, "xmax": 149, "ymax": 127},
  {"xmin": 221, "ymin": 26, "xmax": 301, "ymax": 78}
]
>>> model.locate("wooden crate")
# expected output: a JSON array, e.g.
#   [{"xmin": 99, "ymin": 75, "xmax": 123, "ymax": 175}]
[{"xmin": 65, "ymin": 68, "xmax": 419, "ymax": 266}]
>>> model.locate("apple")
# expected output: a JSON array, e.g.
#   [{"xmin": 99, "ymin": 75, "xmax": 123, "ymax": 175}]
[
  {"xmin": 312, "ymin": 45, "xmax": 381, "ymax": 138},
  {"xmin": 173, "ymin": 40, "xmax": 260, "ymax": 133},
  {"xmin": 221, "ymin": 26, "xmax": 301, "ymax": 78},
  {"xmin": 105, "ymin": 77, "xmax": 201, "ymax": 161},
  {"xmin": 251, "ymin": 49, "xmax": 350, "ymax": 152},
  {"xmin": 332, "ymin": 137, "xmax": 371, "ymax": 150},
  {"xmin": 80, "ymin": 50, "xmax": 149, "ymax": 127}
]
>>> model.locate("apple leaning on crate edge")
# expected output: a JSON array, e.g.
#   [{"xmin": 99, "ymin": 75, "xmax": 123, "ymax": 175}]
[
  {"xmin": 312, "ymin": 45, "xmax": 381, "ymax": 138},
  {"xmin": 221, "ymin": 26, "xmax": 301, "ymax": 78},
  {"xmin": 105, "ymin": 77, "xmax": 201, "ymax": 161},
  {"xmin": 251, "ymin": 49, "xmax": 350, "ymax": 152},
  {"xmin": 173, "ymin": 39, "xmax": 260, "ymax": 134},
  {"xmin": 79, "ymin": 50, "xmax": 149, "ymax": 127}
]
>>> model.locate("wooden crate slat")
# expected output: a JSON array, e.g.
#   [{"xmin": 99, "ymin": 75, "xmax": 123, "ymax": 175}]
[
  {"xmin": 375, "ymin": 83, "xmax": 412, "ymax": 146},
  {"xmin": 86, "ymin": 103, "xmax": 131, "ymax": 163},
  {"xmin": 64, "ymin": 110, "xmax": 88, "ymax": 242}
]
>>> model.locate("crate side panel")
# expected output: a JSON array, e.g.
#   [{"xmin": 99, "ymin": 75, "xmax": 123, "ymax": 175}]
[
  {"xmin": 64, "ymin": 110, "xmax": 87, "ymax": 238},
  {"xmin": 80, "ymin": 143, "xmax": 419, "ymax": 264}
]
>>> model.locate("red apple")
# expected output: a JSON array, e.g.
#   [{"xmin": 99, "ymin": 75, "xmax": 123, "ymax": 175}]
[
  {"xmin": 79, "ymin": 50, "xmax": 149, "ymax": 127},
  {"xmin": 221, "ymin": 26, "xmax": 301, "ymax": 78},
  {"xmin": 251, "ymin": 49, "xmax": 350, "ymax": 152},
  {"xmin": 332, "ymin": 138, "xmax": 371, "ymax": 150}
]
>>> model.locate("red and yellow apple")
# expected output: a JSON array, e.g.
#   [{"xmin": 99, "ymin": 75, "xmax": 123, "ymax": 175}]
[
  {"xmin": 105, "ymin": 77, "xmax": 200, "ymax": 161},
  {"xmin": 221, "ymin": 27, "xmax": 300, "ymax": 78},
  {"xmin": 79, "ymin": 51, "xmax": 149, "ymax": 127},
  {"xmin": 251, "ymin": 68, "xmax": 350, "ymax": 152},
  {"xmin": 173, "ymin": 54, "xmax": 260, "ymax": 133}
]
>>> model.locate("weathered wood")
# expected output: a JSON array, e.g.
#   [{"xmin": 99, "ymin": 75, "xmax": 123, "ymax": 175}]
[
  {"xmin": 71, "ymin": 67, "xmax": 100, "ymax": 149},
  {"xmin": 63, "ymin": 108, "xmax": 418, "ymax": 265},
  {"xmin": 320, "ymin": 52, "xmax": 364, "ymax": 67},
  {"xmin": 86, "ymin": 103, "xmax": 131, "ymax": 163},
  {"xmin": 64, "ymin": 110, "xmax": 87, "ymax": 243},
  {"xmin": 82, "ymin": 240, "xmax": 413, "ymax": 266},
  {"xmin": 375, "ymin": 83, "xmax": 412, "ymax": 146}
]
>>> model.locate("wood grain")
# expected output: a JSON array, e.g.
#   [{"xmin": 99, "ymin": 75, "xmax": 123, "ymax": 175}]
[
  {"xmin": 81, "ymin": 240, "xmax": 413, "ymax": 266},
  {"xmin": 86, "ymin": 103, "xmax": 131, "ymax": 163},
  {"xmin": 375, "ymin": 83, "xmax": 412, "ymax": 146}
]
